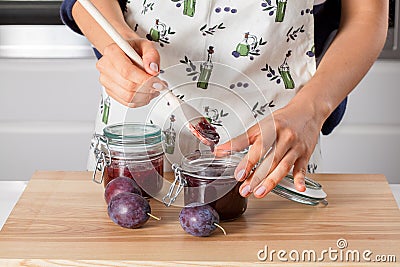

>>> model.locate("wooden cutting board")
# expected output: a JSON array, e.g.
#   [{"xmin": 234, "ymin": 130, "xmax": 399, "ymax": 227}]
[{"xmin": 0, "ymin": 171, "xmax": 399, "ymax": 267}]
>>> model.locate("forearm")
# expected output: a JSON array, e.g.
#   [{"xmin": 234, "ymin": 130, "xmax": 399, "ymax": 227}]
[
  {"xmin": 292, "ymin": 0, "xmax": 388, "ymax": 124},
  {"xmin": 72, "ymin": 0, "xmax": 137, "ymax": 54}
]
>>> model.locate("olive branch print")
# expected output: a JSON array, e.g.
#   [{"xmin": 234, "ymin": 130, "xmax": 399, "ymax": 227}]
[
  {"xmin": 141, "ymin": 0, "xmax": 154, "ymax": 15},
  {"xmin": 261, "ymin": 64, "xmax": 282, "ymax": 85},
  {"xmin": 261, "ymin": 0, "xmax": 276, "ymax": 15},
  {"xmin": 200, "ymin": 23, "xmax": 226, "ymax": 36},
  {"xmin": 158, "ymin": 27, "xmax": 175, "ymax": 47},
  {"xmin": 180, "ymin": 56, "xmax": 199, "ymax": 81},
  {"xmin": 286, "ymin": 25, "xmax": 305, "ymax": 42},
  {"xmin": 252, "ymin": 101, "xmax": 275, "ymax": 118}
]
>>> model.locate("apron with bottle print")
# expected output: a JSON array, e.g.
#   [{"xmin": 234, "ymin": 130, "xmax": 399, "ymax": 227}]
[{"xmin": 88, "ymin": 0, "xmax": 321, "ymax": 174}]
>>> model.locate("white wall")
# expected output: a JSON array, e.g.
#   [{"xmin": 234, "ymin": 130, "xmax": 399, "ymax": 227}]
[{"xmin": 321, "ymin": 61, "xmax": 400, "ymax": 184}]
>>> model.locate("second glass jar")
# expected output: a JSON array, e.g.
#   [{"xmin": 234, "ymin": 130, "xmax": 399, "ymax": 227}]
[{"xmin": 177, "ymin": 150, "xmax": 247, "ymax": 221}]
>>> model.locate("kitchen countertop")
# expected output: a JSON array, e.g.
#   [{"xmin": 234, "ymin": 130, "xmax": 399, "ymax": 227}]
[
  {"xmin": 0, "ymin": 171, "xmax": 399, "ymax": 266},
  {"xmin": 2, "ymin": 178, "xmax": 399, "ymax": 230}
]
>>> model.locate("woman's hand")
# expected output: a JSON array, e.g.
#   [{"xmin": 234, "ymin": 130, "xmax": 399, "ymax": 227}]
[
  {"xmin": 96, "ymin": 38, "xmax": 167, "ymax": 107},
  {"xmin": 216, "ymin": 98, "xmax": 325, "ymax": 198}
]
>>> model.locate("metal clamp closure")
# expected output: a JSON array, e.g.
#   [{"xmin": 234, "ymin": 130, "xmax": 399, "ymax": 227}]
[
  {"xmin": 91, "ymin": 134, "xmax": 111, "ymax": 184},
  {"xmin": 163, "ymin": 163, "xmax": 185, "ymax": 206}
]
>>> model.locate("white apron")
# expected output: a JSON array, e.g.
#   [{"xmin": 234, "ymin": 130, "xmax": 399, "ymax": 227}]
[{"xmin": 89, "ymin": 0, "xmax": 321, "ymax": 173}]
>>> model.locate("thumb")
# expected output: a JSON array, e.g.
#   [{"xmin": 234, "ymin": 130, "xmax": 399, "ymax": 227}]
[{"xmin": 131, "ymin": 39, "xmax": 161, "ymax": 76}]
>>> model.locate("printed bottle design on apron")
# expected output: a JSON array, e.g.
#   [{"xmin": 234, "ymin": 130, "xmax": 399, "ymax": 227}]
[
  {"xmin": 163, "ymin": 114, "xmax": 176, "ymax": 154},
  {"xmin": 261, "ymin": 0, "xmax": 288, "ymax": 23},
  {"xmin": 197, "ymin": 46, "xmax": 214, "ymax": 89},
  {"xmin": 261, "ymin": 50, "xmax": 295, "ymax": 89},
  {"xmin": 232, "ymin": 32, "xmax": 267, "ymax": 60},
  {"xmin": 149, "ymin": 19, "xmax": 165, "ymax": 42},
  {"xmin": 278, "ymin": 50, "xmax": 295, "ymax": 89},
  {"xmin": 183, "ymin": 0, "xmax": 196, "ymax": 17},
  {"xmin": 146, "ymin": 19, "xmax": 175, "ymax": 47},
  {"xmin": 204, "ymin": 106, "xmax": 229, "ymax": 127},
  {"xmin": 235, "ymin": 32, "xmax": 257, "ymax": 57},
  {"xmin": 171, "ymin": 0, "xmax": 196, "ymax": 17},
  {"xmin": 275, "ymin": 0, "xmax": 288, "ymax": 22},
  {"xmin": 102, "ymin": 96, "xmax": 111, "ymax": 124}
]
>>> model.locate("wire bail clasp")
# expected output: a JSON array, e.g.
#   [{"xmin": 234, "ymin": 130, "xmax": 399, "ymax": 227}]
[
  {"xmin": 91, "ymin": 134, "xmax": 111, "ymax": 184},
  {"xmin": 163, "ymin": 164, "xmax": 185, "ymax": 206}
]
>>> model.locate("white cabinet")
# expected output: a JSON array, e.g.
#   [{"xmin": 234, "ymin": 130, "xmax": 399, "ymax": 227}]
[{"xmin": 0, "ymin": 58, "xmax": 101, "ymax": 180}]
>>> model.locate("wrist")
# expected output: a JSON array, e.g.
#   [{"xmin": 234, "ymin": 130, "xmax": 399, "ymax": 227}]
[
  {"xmin": 119, "ymin": 28, "xmax": 140, "ymax": 40},
  {"xmin": 289, "ymin": 86, "xmax": 334, "ymax": 128}
]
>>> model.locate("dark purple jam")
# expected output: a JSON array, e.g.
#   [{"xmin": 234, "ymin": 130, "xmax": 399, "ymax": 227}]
[
  {"xmin": 189, "ymin": 118, "xmax": 220, "ymax": 151},
  {"xmin": 104, "ymin": 156, "xmax": 163, "ymax": 198},
  {"xmin": 181, "ymin": 165, "xmax": 247, "ymax": 221}
]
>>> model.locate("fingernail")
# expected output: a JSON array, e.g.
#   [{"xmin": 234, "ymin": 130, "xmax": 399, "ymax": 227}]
[
  {"xmin": 153, "ymin": 91, "xmax": 160, "ymax": 97},
  {"xmin": 150, "ymin": 62, "xmax": 159, "ymax": 72},
  {"xmin": 152, "ymin": 82, "xmax": 164, "ymax": 91},
  {"xmin": 255, "ymin": 186, "xmax": 266, "ymax": 196},
  {"xmin": 236, "ymin": 169, "xmax": 246, "ymax": 181},
  {"xmin": 241, "ymin": 185, "xmax": 251, "ymax": 196}
]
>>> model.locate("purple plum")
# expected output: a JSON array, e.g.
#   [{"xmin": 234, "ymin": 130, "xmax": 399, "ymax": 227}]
[
  {"xmin": 104, "ymin": 176, "xmax": 142, "ymax": 204},
  {"xmin": 108, "ymin": 192, "xmax": 151, "ymax": 229},
  {"xmin": 179, "ymin": 204, "xmax": 223, "ymax": 237}
]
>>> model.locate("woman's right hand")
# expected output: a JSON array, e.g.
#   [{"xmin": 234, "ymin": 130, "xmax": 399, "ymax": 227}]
[{"xmin": 96, "ymin": 38, "xmax": 167, "ymax": 107}]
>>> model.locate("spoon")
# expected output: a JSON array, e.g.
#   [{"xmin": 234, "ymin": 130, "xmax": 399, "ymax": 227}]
[{"xmin": 77, "ymin": 0, "xmax": 220, "ymax": 148}]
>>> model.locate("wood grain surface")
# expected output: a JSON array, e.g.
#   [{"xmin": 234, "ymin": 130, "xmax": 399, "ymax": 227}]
[{"xmin": 0, "ymin": 171, "xmax": 399, "ymax": 266}]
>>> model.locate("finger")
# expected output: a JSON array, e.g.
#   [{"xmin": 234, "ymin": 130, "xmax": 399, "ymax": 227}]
[
  {"xmin": 100, "ymin": 74, "xmax": 155, "ymax": 106},
  {"xmin": 267, "ymin": 129, "xmax": 295, "ymax": 177},
  {"xmin": 131, "ymin": 39, "xmax": 160, "ymax": 76},
  {"xmin": 102, "ymin": 43, "xmax": 157, "ymax": 87},
  {"xmin": 292, "ymin": 158, "xmax": 307, "ymax": 192},
  {"xmin": 100, "ymin": 44, "xmax": 167, "ymax": 93},
  {"xmin": 214, "ymin": 131, "xmax": 252, "ymax": 153},
  {"xmin": 97, "ymin": 57, "xmax": 160, "ymax": 96},
  {"xmin": 253, "ymin": 149, "xmax": 298, "ymax": 198},
  {"xmin": 249, "ymin": 145, "xmax": 275, "ymax": 191},
  {"xmin": 139, "ymin": 76, "xmax": 168, "ymax": 94},
  {"xmin": 239, "ymin": 178, "xmax": 252, "ymax": 198},
  {"xmin": 237, "ymin": 146, "xmax": 274, "ymax": 197},
  {"xmin": 105, "ymin": 89, "xmax": 153, "ymax": 108},
  {"xmin": 234, "ymin": 139, "xmax": 270, "ymax": 182}
]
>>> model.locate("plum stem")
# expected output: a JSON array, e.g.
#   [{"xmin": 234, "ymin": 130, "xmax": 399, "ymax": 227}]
[
  {"xmin": 214, "ymin": 223, "xmax": 226, "ymax": 235},
  {"xmin": 147, "ymin": 213, "xmax": 161, "ymax": 221}
]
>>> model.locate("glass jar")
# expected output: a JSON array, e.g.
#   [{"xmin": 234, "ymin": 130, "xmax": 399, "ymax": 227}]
[
  {"xmin": 163, "ymin": 150, "xmax": 328, "ymax": 221},
  {"xmin": 92, "ymin": 123, "xmax": 164, "ymax": 198},
  {"xmin": 165, "ymin": 150, "xmax": 247, "ymax": 221}
]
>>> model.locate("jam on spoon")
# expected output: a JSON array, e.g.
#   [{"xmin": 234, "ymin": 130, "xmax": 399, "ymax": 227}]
[{"xmin": 188, "ymin": 118, "xmax": 220, "ymax": 151}]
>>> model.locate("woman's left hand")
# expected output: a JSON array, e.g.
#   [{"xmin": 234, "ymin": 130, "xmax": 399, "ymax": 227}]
[{"xmin": 215, "ymin": 98, "xmax": 325, "ymax": 198}]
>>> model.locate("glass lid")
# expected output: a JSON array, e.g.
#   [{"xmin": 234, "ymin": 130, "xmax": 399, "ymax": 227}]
[
  {"xmin": 103, "ymin": 123, "xmax": 162, "ymax": 145},
  {"xmin": 273, "ymin": 174, "xmax": 328, "ymax": 206}
]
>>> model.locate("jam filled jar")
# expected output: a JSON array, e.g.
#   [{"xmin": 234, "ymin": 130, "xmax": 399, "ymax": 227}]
[
  {"xmin": 165, "ymin": 150, "xmax": 247, "ymax": 221},
  {"xmin": 92, "ymin": 123, "xmax": 164, "ymax": 198}
]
